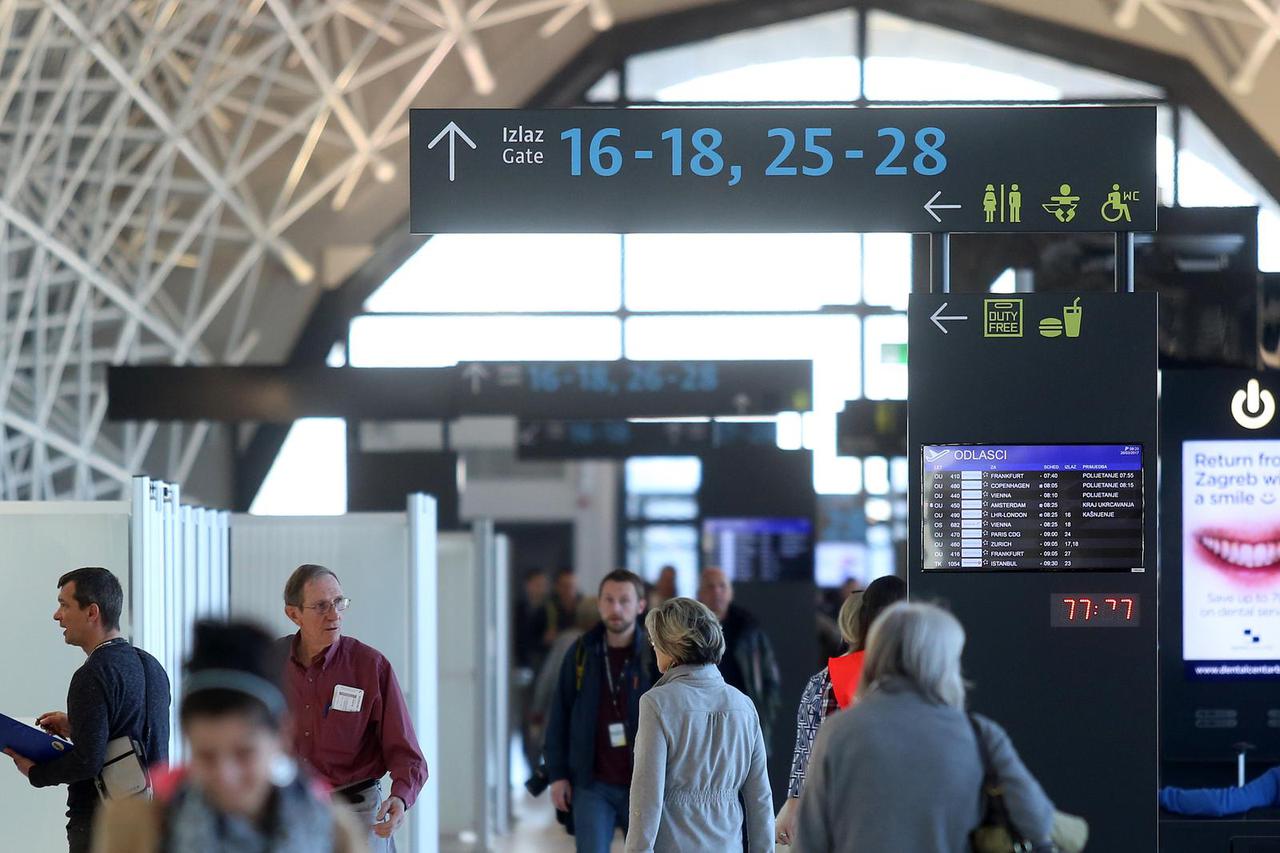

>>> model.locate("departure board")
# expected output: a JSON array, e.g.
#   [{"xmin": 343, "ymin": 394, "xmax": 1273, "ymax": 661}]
[{"xmin": 922, "ymin": 444, "xmax": 1144, "ymax": 571}]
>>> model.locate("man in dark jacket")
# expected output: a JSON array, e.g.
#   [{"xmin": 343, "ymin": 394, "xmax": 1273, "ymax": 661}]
[
  {"xmin": 4, "ymin": 567, "xmax": 170, "ymax": 853},
  {"xmin": 698, "ymin": 567, "xmax": 782, "ymax": 748},
  {"xmin": 544, "ymin": 569, "xmax": 657, "ymax": 853}
]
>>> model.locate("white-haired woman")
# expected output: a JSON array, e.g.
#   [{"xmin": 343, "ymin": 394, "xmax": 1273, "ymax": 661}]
[
  {"xmin": 793, "ymin": 602, "xmax": 1056, "ymax": 853},
  {"xmin": 624, "ymin": 597, "xmax": 774, "ymax": 853}
]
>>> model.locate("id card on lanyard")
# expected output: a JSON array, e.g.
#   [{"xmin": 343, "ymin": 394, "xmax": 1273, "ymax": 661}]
[{"xmin": 602, "ymin": 639, "xmax": 630, "ymax": 748}]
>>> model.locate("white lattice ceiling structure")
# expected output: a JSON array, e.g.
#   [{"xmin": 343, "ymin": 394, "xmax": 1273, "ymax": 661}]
[{"xmin": 0, "ymin": 0, "xmax": 1277, "ymax": 503}]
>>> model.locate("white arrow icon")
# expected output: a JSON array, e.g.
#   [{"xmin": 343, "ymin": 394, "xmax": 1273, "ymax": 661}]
[
  {"xmin": 930, "ymin": 302, "xmax": 968, "ymax": 334},
  {"xmin": 428, "ymin": 121, "xmax": 477, "ymax": 182},
  {"xmin": 924, "ymin": 190, "xmax": 962, "ymax": 223},
  {"xmin": 461, "ymin": 363, "xmax": 490, "ymax": 394}
]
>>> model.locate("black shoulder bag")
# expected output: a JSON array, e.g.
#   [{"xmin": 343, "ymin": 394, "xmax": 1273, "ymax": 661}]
[{"xmin": 968, "ymin": 714, "xmax": 1032, "ymax": 853}]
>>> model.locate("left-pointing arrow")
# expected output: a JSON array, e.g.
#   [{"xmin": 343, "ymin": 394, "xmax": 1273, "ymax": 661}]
[{"xmin": 428, "ymin": 121, "xmax": 477, "ymax": 182}]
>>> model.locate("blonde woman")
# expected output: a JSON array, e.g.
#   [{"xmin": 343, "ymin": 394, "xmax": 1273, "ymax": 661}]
[{"xmin": 625, "ymin": 597, "xmax": 774, "ymax": 853}]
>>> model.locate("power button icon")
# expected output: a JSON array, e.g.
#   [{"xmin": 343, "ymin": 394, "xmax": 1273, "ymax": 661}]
[{"xmin": 1232, "ymin": 379, "xmax": 1276, "ymax": 430}]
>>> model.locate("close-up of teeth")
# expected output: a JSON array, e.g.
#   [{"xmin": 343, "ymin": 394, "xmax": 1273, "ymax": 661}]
[{"xmin": 1199, "ymin": 536, "xmax": 1280, "ymax": 570}]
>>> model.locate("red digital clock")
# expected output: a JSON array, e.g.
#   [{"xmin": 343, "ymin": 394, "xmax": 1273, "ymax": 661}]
[{"xmin": 1050, "ymin": 593, "xmax": 1140, "ymax": 627}]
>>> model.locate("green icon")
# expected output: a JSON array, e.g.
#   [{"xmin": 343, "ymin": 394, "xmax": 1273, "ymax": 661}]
[
  {"xmin": 982, "ymin": 183, "xmax": 1021, "ymax": 224},
  {"xmin": 1038, "ymin": 297, "xmax": 1083, "ymax": 339},
  {"xmin": 1064, "ymin": 296, "xmax": 1082, "ymax": 337},
  {"xmin": 984, "ymin": 298, "xmax": 1023, "ymax": 338},
  {"xmin": 1042, "ymin": 183, "xmax": 1079, "ymax": 223},
  {"xmin": 1101, "ymin": 183, "xmax": 1135, "ymax": 223}
]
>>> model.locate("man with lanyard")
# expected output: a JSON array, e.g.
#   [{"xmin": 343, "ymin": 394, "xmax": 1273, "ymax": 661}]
[
  {"xmin": 4, "ymin": 567, "xmax": 170, "ymax": 853},
  {"xmin": 545, "ymin": 569, "xmax": 657, "ymax": 852},
  {"xmin": 278, "ymin": 564, "xmax": 427, "ymax": 852}
]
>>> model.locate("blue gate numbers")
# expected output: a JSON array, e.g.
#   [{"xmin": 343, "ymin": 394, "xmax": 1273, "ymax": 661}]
[{"xmin": 560, "ymin": 125, "xmax": 947, "ymax": 184}]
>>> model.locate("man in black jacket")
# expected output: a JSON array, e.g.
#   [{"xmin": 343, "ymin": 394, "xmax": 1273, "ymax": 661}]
[
  {"xmin": 698, "ymin": 567, "xmax": 782, "ymax": 749},
  {"xmin": 544, "ymin": 569, "xmax": 657, "ymax": 853},
  {"xmin": 4, "ymin": 567, "xmax": 170, "ymax": 853}
]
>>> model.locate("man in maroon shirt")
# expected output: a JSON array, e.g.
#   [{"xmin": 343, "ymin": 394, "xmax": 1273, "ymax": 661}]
[
  {"xmin": 278, "ymin": 564, "xmax": 428, "ymax": 852},
  {"xmin": 545, "ymin": 569, "xmax": 658, "ymax": 851}
]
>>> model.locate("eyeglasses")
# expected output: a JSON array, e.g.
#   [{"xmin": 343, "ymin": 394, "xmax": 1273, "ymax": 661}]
[{"xmin": 301, "ymin": 596, "xmax": 350, "ymax": 615}]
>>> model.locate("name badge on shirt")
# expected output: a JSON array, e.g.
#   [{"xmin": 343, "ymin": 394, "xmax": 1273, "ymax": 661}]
[
  {"xmin": 608, "ymin": 722, "xmax": 627, "ymax": 748},
  {"xmin": 332, "ymin": 684, "xmax": 364, "ymax": 713}
]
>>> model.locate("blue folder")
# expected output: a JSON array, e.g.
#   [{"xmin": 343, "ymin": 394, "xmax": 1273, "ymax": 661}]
[{"xmin": 0, "ymin": 713, "xmax": 74, "ymax": 763}]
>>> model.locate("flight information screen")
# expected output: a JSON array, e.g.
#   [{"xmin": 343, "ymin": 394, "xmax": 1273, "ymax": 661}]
[
  {"xmin": 922, "ymin": 444, "xmax": 1144, "ymax": 571},
  {"xmin": 702, "ymin": 518, "xmax": 813, "ymax": 582}
]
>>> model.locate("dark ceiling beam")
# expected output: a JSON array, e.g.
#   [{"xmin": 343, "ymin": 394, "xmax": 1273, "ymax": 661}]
[{"xmin": 233, "ymin": 0, "xmax": 1280, "ymax": 510}]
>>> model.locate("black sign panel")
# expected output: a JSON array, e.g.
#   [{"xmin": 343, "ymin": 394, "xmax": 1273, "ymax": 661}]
[
  {"xmin": 107, "ymin": 361, "xmax": 812, "ymax": 422},
  {"xmin": 836, "ymin": 399, "xmax": 907, "ymax": 456},
  {"xmin": 909, "ymin": 292, "xmax": 1158, "ymax": 850},
  {"xmin": 516, "ymin": 419, "xmax": 779, "ymax": 459},
  {"xmin": 410, "ymin": 107, "xmax": 1156, "ymax": 233}
]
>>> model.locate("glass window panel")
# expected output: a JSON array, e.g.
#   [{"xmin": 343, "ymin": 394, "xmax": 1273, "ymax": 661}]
[
  {"xmin": 861, "ymin": 233, "xmax": 912, "ymax": 310},
  {"xmin": 364, "ymin": 234, "xmax": 621, "ymax": 312},
  {"xmin": 863, "ymin": 314, "xmax": 908, "ymax": 400},
  {"xmin": 250, "ymin": 419, "xmax": 346, "ymax": 515},
  {"xmin": 628, "ymin": 525, "xmax": 700, "ymax": 597},
  {"xmin": 627, "ymin": 11, "xmax": 857, "ymax": 101},
  {"xmin": 641, "ymin": 496, "xmax": 699, "ymax": 520},
  {"xmin": 811, "ymin": 412, "xmax": 861, "ymax": 495},
  {"xmin": 624, "ymin": 234, "xmax": 860, "ymax": 311},
  {"xmin": 864, "ymin": 456, "xmax": 890, "ymax": 495},
  {"xmin": 867, "ymin": 12, "xmax": 1161, "ymax": 100},
  {"xmin": 1156, "ymin": 105, "xmax": 1175, "ymax": 207},
  {"xmin": 890, "ymin": 457, "xmax": 909, "ymax": 492},
  {"xmin": 625, "ymin": 456, "xmax": 702, "ymax": 495},
  {"xmin": 348, "ymin": 315, "xmax": 621, "ymax": 367},
  {"xmin": 1261, "ymin": 209, "xmax": 1280, "ymax": 273},
  {"xmin": 1175, "ymin": 111, "xmax": 1280, "ymax": 272},
  {"xmin": 586, "ymin": 70, "xmax": 620, "ymax": 102},
  {"xmin": 624, "ymin": 314, "xmax": 859, "ymax": 411}
]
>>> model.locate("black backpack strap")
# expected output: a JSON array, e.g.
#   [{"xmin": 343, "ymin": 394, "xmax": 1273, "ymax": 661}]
[
  {"xmin": 135, "ymin": 648, "xmax": 152, "ymax": 764},
  {"xmin": 573, "ymin": 637, "xmax": 587, "ymax": 693}
]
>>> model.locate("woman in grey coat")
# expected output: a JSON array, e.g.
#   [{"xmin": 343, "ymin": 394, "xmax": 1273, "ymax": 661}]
[
  {"xmin": 625, "ymin": 597, "xmax": 774, "ymax": 853},
  {"xmin": 794, "ymin": 601, "xmax": 1057, "ymax": 853}
]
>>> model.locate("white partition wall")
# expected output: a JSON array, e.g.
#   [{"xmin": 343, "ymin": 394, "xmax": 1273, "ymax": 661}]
[
  {"xmin": 131, "ymin": 477, "xmax": 231, "ymax": 763},
  {"xmin": 230, "ymin": 498, "xmax": 439, "ymax": 853},
  {"xmin": 406, "ymin": 496, "xmax": 440, "ymax": 853},
  {"xmin": 438, "ymin": 524, "xmax": 510, "ymax": 848}
]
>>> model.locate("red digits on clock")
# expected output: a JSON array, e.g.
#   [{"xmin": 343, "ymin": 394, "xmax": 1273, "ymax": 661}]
[
  {"xmin": 1063, "ymin": 598, "xmax": 1076, "ymax": 620},
  {"xmin": 1121, "ymin": 598, "xmax": 1134, "ymax": 620},
  {"xmin": 1105, "ymin": 598, "xmax": 1118, "ymax": 613},
  {"xmin": 1080, "ymin": 598, "xmax": 1092, "ymax": 620}
]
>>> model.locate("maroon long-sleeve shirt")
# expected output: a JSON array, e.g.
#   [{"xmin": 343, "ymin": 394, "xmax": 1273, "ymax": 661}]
[{"xmin": 280, "ymin": 633, "xmax": 428, "ymax": 808}]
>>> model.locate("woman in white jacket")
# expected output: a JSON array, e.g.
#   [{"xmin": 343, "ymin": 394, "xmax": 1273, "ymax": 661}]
[{"xmin": 625, "ymin": 596, "xmax": 774, "ymax": 853}]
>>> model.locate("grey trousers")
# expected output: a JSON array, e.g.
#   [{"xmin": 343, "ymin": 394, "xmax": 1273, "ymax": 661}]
[{"xmin": 345, "ymin": 784, "xmax": 398, "ymax": 853}]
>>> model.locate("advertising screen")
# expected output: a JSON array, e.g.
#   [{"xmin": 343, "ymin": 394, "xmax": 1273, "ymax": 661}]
[
  {"xmin": 1182, "ymin": 440, "xmax": 1280, "ymax": 679},
  {"xmin": 922, "ymin": 443, "xmax": 1144, "ymax": 571},
  {"xmin": 701, "ymin": 518, "xmax": 813, "ymax": 582}
]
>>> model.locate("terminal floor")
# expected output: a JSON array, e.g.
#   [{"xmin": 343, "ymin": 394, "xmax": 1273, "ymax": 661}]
[{"xmin": 440, "ymin": 790, "xmax": 625, "ymax": 852}]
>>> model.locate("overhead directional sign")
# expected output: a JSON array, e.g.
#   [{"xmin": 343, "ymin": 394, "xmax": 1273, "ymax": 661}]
[
  {"xmin": 455, "ymin": 360, "xmax": 812, "ymax": 419},
  {"xmin": 107, "ymin": 361, "xmax": 813, "ymax": 422},
  {"xmin": 410, "ymin": 107, "xmax": 1157, "ymax": 234}
]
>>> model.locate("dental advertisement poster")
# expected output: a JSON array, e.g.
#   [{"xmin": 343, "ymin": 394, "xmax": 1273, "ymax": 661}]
[{"xmin": 1183, "ymin": 440, "xmax": 1280, "ymax": 679}]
